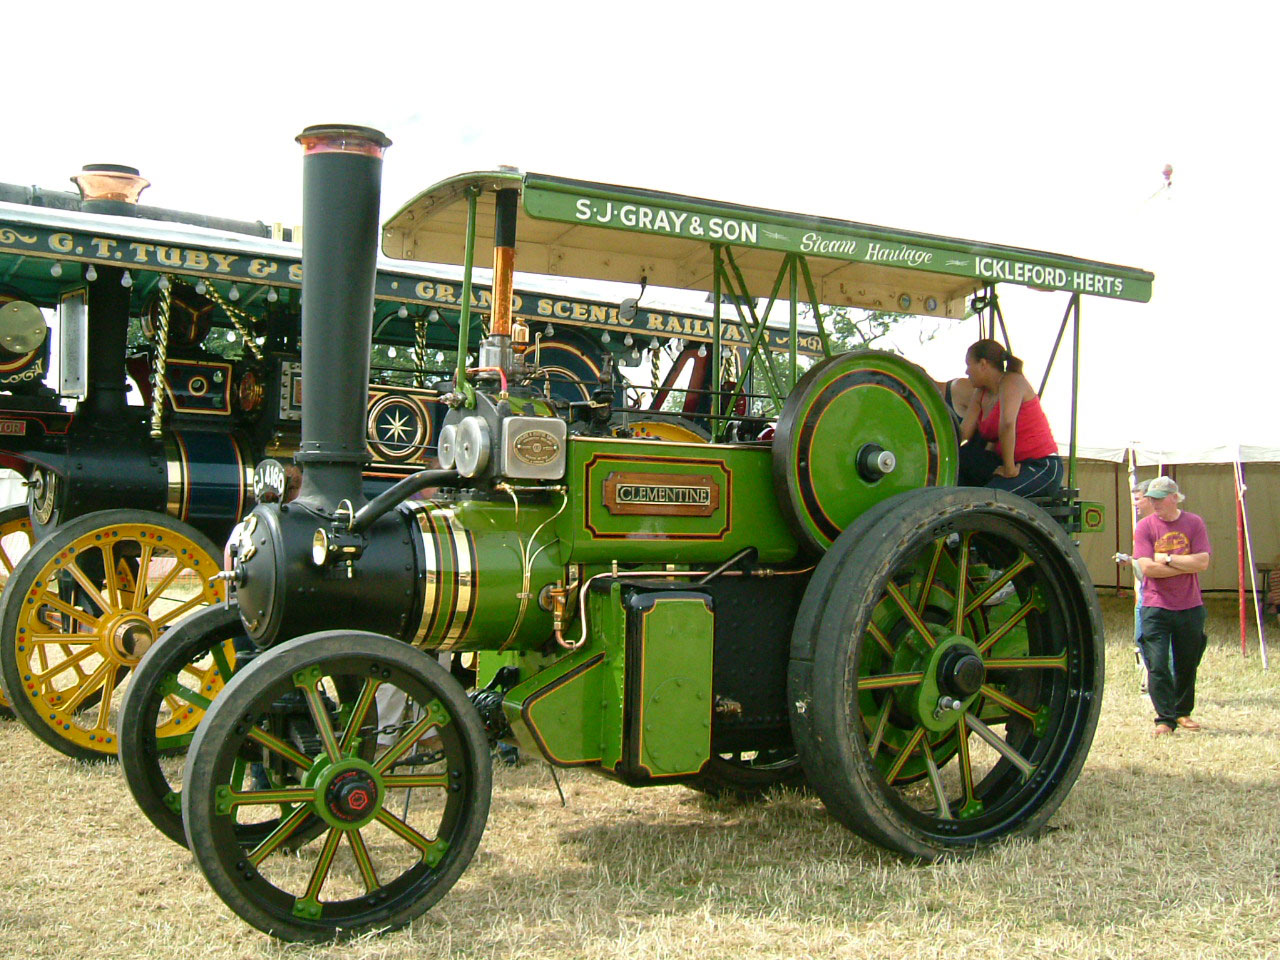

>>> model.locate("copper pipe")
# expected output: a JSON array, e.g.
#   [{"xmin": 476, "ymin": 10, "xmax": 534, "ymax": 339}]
[
  {"xmin": 491, "ymin": 245, "xmax": 514, "ymax": 338},
  {"xmin": 466, "ymin": 365, "xmax": 509, "ymax": 392}
]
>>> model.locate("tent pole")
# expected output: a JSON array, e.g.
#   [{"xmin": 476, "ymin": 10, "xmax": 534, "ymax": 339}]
[
  {"xmin": 1235, "ymin": 457, "xmax": 1270, "ymax": 669},
  {"xmin": 1126, "ymin": 448, "xmax": 1144, "ymax": 680},
  {"xmin": 1235, "ymin": 464, "xmax": 1247, "ymax": 656}
]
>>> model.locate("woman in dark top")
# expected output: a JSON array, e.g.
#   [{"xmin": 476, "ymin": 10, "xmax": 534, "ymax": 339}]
[{"xmin": 957, "ymin": 339, "xmax": 1062, "ymax": 497}]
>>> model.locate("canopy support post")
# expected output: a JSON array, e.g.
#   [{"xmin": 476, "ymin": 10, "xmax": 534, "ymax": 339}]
[
  {"xmin": 789, "ymin": 256, "xmax": 798, "ymax": 389},
  {"xmin": 993, "ymin": 294, "xmax": 1011, "ymax": 351},
  {"xmin": 1038, "ymin": 294, "xmax": 1077, "ymax": 397},
  {"xmin": 796, "ymin": 257, "xmax": 836, "ymax": 359},
  {"xmin": 711, "ymin": 245, "xmax": 723, "ymax": 440},
  {"xmin": 454, "ymin": 185, "xmax": 480, "ymax": 407},
  {"xmin": 720, "ymin": 248, "xmax": 786, "ymax": 406},
  {"xmin": 1068, "ymin": 293, "xmax": 1081, "ymax": 490}
]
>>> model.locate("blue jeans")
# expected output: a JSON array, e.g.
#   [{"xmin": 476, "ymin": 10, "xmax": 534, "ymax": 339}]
[{"xmin": 984, "ymin": 455, "xmax": 1063, "ymax": 498}]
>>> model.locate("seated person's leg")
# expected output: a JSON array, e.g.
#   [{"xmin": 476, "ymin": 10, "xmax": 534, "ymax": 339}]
[
  {"xmin": 984, "ymin": 456, "xmax": 1063, "ymax": 497},
  {"xmin": 958, "ymin": 439, "xmax": 1001, "ymax": 486}
]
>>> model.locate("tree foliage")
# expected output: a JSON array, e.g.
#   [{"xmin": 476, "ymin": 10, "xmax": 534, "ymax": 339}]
[{"xmin": 809, "ymin": 306, "xmax": 905, "ymax": 352}]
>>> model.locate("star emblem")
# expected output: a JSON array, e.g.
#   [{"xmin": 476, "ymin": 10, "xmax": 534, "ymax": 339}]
[{"xmin": 379, "ymin": 409, "xmax": 412, "ymax": 443}]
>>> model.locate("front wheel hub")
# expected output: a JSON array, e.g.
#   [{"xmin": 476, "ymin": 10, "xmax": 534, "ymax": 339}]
[
  {"xmin": 328, "ymin": 770, "xmax": 379, "ymax": 822},
  {"xmin": 310, "ymin": 759, "xmax": 385, "ymax": 830}
]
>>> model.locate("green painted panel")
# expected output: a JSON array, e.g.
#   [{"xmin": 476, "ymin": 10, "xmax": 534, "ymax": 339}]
[
  {"xmin": 522, "ymin": 175, "xmax": 1153, "ymax": 304},
  {"xmin": 595, "ymin": 582, "xmax": 628, "ymax": 772},
  {"xmin": 559, "ymin": 437, "xmax": 799, "ymax": 565},
  {"xmin": 628, "ymin": 593, "xmax": 713, "ymax": 777},
  {"xmin": 502, "ymin": 646, "xmax": 605, "ymax": 766}
]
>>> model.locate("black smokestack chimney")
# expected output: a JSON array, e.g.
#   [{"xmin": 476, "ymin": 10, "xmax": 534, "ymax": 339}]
[
  {"xmin": 292, "ymin": 124, "xmax": 391, "ymax": 511},
  {"xmin": 71, "ymin": 164, "xmax": 150, "ymax": 422}
]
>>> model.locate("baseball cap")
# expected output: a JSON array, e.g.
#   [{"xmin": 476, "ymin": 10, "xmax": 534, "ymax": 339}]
[{"xmin": 1145, "ymin": 476, "xmax": 1185, "ymax": 502}]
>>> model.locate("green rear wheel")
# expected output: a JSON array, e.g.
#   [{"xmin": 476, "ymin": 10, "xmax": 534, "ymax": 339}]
[
  {"xmin": 183, "ymin": 631, "xmax": 491, "ymax": 942},
  {"xmin": 789, "ymin": 488, "xmax": 1103, "ymax": 859}
]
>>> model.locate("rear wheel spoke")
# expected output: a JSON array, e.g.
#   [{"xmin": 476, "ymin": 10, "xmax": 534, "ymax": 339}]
[
  {"xmin": 246, "ymin": 803, "xmax": 316, "ymax": 868},
  {"xmin": 865, "ymin": 621, "xmax": 895, "ymax": 657},
  {"xmin": 952, "ymin": 532, "xmax": 971, "ymax": 633},
  {"xmin": 884, "ymin": 725, "xmax": 925, "ymax": 784},
  {"xmin": 916, "ymin": 540, "xmax": 946, "ymax": 613},
  {"xmin": 921, "ymin": 738, "xmax": 953, "ymax": 820},
  {"xmin": 978, "ymin": 683, "xmax": 1038, "ymax": 722},
  {"xmin": 867, "ymin": 699, "xmax": 891, "ymax": 758},
  {"xmin": 856, "ymin": 671, "xmax": 924, "ymax": 691},
  {"xmin": 298, "ymin": 681, "xmax": 342, "ymax": 763},
  {"xmin": 964, "ymin": 712, "xmax": 1035, "ymax": 777},
  {"xmin": 885, "ymin": 583, "xmax": 936, "ymax": 650}
]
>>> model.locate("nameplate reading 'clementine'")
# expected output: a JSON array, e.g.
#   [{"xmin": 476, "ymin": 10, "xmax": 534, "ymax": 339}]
[{"xmin": 602, "ymin": 471, "xmax": 719, "ymax": 517}]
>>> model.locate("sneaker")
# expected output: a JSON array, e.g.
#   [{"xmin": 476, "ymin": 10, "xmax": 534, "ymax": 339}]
[
  {"xmin": 1176, "ymin": 716, "xmax": 1201, "ymax": 731},
  {"xmin": 1153, "ymin": 723, "xmax": 1174, "ymax": 737}
]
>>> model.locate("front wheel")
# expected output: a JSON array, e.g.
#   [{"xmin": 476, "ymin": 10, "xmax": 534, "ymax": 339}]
[
  {"xmin": 183, "ymin": 631, "xmax": 491, "ymax": 942},
  {"xmin": 789, "ymin": 488, "xmax": 1103, "ymax": 859}
]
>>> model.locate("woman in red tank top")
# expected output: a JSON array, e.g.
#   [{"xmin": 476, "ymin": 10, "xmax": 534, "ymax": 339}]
[{"xmin": 957, "ymin": 339, "xmax": 1062, "ymax": 497}]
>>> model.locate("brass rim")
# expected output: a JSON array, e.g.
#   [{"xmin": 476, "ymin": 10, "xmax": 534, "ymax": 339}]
[
  {"xmin": 0, "ymin": 509, "xmax": 35, "ymax": 711},
  {"xmin": 10, "ymin": 520, "xmax": 222, "ymax": 753}
]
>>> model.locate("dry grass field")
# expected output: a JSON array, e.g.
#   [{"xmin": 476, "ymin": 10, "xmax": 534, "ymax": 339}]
[{"xmin": 0, "ymin": 595, "xmax": 1276, "ymax": 960}]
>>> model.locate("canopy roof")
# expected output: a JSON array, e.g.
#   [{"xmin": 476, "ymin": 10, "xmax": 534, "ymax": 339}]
[
  {"xmin": 384, "ymin": 171, "xmax": 1155, "ymax": 319},
  {"xmin": 0, "ymin": 197, "xmax": 818, "ymax": 355}
]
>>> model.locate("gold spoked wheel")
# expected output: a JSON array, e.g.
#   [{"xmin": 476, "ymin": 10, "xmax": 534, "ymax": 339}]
[
  {"xmin": 0, "ymin": 504, "xmax": 36, "ymax": 718},
  {"xmin": 0, "ymin": 509, "xmax": 223, "ymax": 760}
]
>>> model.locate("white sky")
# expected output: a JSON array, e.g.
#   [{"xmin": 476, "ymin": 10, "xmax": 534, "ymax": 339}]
[{"xmin": 5, "ymin": 1, "xmax": 1274, "ymax": 449}]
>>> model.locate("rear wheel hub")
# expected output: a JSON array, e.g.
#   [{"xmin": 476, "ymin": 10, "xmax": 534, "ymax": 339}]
[{"xmin": 939, "ymin": 646, "xmax": 986, "ymax": 699}]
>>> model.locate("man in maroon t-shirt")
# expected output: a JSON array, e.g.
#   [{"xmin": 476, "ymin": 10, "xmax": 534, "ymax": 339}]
[{"xmin": 1133, "ymin": 476, "xmax": 1212, "ymax": 735}]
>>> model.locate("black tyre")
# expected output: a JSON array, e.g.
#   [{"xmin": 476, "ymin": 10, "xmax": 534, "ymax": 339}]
[
  {"xmin": 119, "ymin": 602, "xmax": 253, "ymax": 846},
  {"xmin": 182, "ymin": 631, "xmax": 491, "ymax": 942},
  {"xmin": 689, "ymin": 750, "xmax": 807, "ymax": 799},
  {"xmin": 789, "ymin": 487, "xmax": 1103, "ymax": 859},
  {"xmin": 0, "ymin": 509, "xmax": 222, "ymax": 760},
  {"xmin": 0, "ymin": 504, "xmax": 36, "ymax": 720}
]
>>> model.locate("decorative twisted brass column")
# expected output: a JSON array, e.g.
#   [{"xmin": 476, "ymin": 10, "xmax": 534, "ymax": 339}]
[
  {"xmin": 149, "ymin": 278, "xmax": 172, "ymax": 439},
  {"xmin": 414, "ymin": 314, "xmax": 429, "ymax": 387}
]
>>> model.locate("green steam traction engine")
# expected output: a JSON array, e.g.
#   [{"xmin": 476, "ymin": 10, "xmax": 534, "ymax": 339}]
[{"xmin": 149, "ymin": 125, "xmax": 1152, "ymax": 940}]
